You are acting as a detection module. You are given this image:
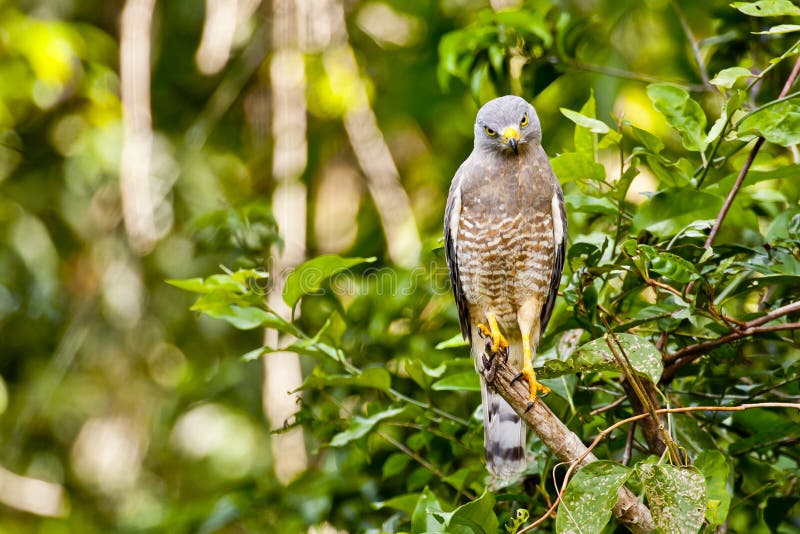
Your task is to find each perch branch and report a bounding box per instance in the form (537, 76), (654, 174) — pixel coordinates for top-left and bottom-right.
(482, 355), (655, 533)
(522, 401), (800, 532)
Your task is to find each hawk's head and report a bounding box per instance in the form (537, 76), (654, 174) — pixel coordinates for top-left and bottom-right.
(473, 95), (541, 156)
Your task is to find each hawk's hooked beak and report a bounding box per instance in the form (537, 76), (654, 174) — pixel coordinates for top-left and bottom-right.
(503, 127), (520, 154)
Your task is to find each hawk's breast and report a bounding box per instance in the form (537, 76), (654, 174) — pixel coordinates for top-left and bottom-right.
(457, 195), (555, 333)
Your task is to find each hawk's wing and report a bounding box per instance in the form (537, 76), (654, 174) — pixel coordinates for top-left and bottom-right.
(540, 182), (567, 332)
(444, 164), (471, 345)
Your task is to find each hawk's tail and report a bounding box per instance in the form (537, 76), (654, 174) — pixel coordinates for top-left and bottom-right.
(477, 342), (526, 482)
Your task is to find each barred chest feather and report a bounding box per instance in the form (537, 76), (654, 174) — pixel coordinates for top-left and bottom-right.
(456, 197), (555, 334)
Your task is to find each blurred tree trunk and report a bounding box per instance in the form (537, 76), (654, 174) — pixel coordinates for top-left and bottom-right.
(263, 0), (308, 485)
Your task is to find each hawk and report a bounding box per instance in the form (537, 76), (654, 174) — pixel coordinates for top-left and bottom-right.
(444, 95), (567, 481)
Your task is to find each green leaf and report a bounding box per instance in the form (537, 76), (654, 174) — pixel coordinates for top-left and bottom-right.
(198, 304), (277, 330)
(637, 245), (700, 283)
(731, 0), (800, 17)
(301, 367), (392, 392)
(540, 333), (663, 384)
(167, 277), (208, 293)
(374, 493), (420, 516)
(636, 463), (706, 534)
(709, 67), (754, 89)
(564, 194), (618, 215)
(695, 451), (731, 526)
(647, 83), (707, 152)
(630, 125), (664, 154)
(765, 207), (800, 242)
(556, 461), (632, 534)
(283, 255), (376, 308)
(383, 453), (412, 479)
(551, 152), (606, 185)
(753, 23), (800, 33)
(561, 109), (609, 134)
(441, 488), (498, 533)
(737, 97), (800, 146)
(432, 372), (481, 392)
(329, 406), (405, 447)
(436, 333), (470, 349)
(632, 188), (723, 238)
(411, 487), (448, 534)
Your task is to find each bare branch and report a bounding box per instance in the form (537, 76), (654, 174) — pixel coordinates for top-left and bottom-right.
(664, 320), (800, 381)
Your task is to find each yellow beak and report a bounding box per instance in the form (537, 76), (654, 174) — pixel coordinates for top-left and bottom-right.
(503, 127), (520, 154)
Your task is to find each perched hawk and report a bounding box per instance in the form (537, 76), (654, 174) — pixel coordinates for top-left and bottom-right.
(444, 95), (567, 481)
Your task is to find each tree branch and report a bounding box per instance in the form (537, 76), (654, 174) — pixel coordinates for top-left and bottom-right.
(663, 320), (800, 381)
(482, 355), (655, 533)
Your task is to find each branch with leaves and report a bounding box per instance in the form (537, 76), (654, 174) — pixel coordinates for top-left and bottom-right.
(482, 352), (655, 533)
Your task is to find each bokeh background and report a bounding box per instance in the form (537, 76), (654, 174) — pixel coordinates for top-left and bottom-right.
(1, 0), (798, 532)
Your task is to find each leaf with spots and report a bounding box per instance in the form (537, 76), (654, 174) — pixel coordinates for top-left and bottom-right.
(556, 461), (632, 534)
(539, 333), (663, 384)
(636, 463), (706, 534)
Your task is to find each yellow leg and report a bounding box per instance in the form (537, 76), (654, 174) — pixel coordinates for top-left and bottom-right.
(477, 312), (508, 355)
(521, 332), (550, 402)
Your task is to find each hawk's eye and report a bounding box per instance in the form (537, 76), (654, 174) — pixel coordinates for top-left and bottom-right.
(484, 126), (497, 137)
(520, 113), (529, 127)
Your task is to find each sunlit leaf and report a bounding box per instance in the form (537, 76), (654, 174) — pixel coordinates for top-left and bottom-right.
(556, 461), (632, 534)
(636, 463), (706, 534)
(283, 255), (376, 308)
(196, 304), (277, 330)
(329, 406), (406, 447)
(435, 334), (469, 349)
(551, 152), (606, 185)
(709, 67), (754, 89)
(560, 109), (609, 134)
(731, 0), (800, 17)
(737, 97), (800, 146)
(753, 23), (800, 33)
(647, 83), (707, 152)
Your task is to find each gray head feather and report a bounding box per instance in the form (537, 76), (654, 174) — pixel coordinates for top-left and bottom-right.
(473, 95), (541, 154)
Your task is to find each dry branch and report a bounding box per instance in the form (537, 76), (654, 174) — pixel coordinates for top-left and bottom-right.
(482, 354), (655, 533)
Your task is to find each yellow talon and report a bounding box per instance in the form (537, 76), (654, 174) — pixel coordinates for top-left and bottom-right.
(478, 313), (508, 355)
(522, 332), (550, 403)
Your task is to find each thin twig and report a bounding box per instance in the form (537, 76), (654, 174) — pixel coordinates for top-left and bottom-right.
(589, 395), (627, 416)
(670, 0), (711, 88)
(664, 321), (800, 381)
(546, 57), (707, 92)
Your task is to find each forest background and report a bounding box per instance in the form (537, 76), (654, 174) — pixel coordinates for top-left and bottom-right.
(1, 0), (800, 532)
